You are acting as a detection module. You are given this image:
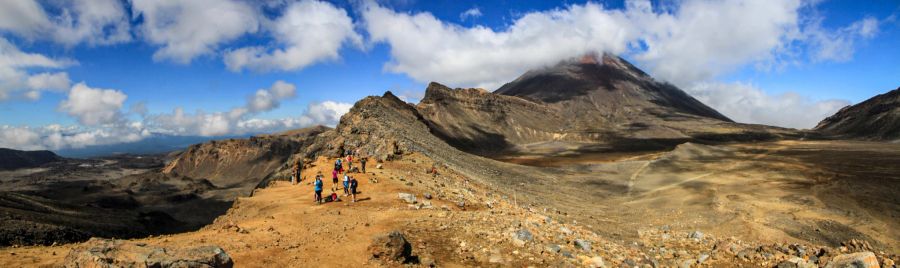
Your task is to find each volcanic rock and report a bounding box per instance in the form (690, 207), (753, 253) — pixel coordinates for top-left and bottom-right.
(368, 231), (413, 263)
(63, 238), (233, 268)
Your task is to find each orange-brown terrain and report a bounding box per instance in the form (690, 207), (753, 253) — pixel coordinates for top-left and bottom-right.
(0, 54), (897, 267)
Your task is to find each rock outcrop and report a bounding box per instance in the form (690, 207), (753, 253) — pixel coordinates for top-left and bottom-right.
(63, 238), (233, 268)
(815, 87), (900, 141)
(162, 126), (328, 193)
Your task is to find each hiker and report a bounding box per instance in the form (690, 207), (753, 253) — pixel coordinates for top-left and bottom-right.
(331, 169), (339, 192)
(342, 172), (351, 196)
(334, 158), (342, 172)
(349, 176), (359, 202)
(360, 157), (367, 173)
(314, 175), (323, 204)
(290, 164), (298, 185)
(346, 154), (353, 172)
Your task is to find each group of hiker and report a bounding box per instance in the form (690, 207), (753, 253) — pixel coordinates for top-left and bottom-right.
(291, 149), (368, 205)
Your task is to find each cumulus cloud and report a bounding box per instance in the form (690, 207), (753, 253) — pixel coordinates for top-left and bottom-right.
(248, 80), (296, 112)
(147, 100), (351, 136)
(626, 0), (802, 86)
(805, 16), (880, 62)
(236, 101), (352, 133)
(0, 0), (130, 46)
(131, 0), (260, 63)
(459, 7), (482, 21)
(362, 1), (634, 89)
(59, 82), (128, 126)
(0, 1), (50, 39)
(24, 72), (71, 100)
(224, 0), (362, 72)
(0, 37), (75, 100)
(687, 82), (850, 129)
(0, 124), (149, 151)
(142, 80), (340, 136)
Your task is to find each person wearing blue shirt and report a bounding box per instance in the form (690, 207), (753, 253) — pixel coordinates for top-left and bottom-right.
(314, 175), (324, 204)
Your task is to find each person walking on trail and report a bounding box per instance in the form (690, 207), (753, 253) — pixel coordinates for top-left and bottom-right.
(334, 158), (342, 172)
(314, 175), (324, 204)
(342, 173), (351, 196)
(331, 169), (339, 192)
(346, 154), (353, 171)
(349, 176), (359, 202)
(360, 157), (367, 173)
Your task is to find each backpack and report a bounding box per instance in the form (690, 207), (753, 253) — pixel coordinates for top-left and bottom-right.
(331, 192), (338, 201)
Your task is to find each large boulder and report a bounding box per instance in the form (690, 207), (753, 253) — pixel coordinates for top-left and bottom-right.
(63, 238), (233, 268)
(368, 231), (413, 264)
(824, 251), (880, 268)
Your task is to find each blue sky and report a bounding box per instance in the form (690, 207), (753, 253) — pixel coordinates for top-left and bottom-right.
(0, 0), (897, 151)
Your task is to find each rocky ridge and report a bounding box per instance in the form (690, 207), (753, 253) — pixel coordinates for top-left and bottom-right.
(815, 87), (900, 141)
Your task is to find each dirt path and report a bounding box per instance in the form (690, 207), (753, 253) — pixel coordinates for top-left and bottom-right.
(0, 156), (443, 267)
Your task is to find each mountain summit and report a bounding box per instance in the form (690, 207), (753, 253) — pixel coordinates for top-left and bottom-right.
(496, 53), (731, 122)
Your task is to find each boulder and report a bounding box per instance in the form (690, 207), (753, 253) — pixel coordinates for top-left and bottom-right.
(368, 231), (413, 263)
(545, 244), (561, 253)
(63, 238), (233, 268)
(777, 257), (817, 268)
(575, 239), (592, 251)
(398, 193), (417, 204)
(587, 256), (607, 268)
(689, 230), (704, 240)
(512, 229), (533, 246)
(825, 252), (879, 268)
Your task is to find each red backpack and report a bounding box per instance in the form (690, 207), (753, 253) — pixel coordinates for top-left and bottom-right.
(331, 192), (338, 202)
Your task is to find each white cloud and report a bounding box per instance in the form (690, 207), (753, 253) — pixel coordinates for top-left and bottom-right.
(51, 0), (132, 46)
(0, 126), (43, 150)
(224, 0), (362, 72)
(0, 0), (131, 46)
(687, 82), (850, 129)
(0, 124), (149, 151)
(459, 7), (482, 21)
(303, 101), (352, 125)
(627, 0), (803, 86)
(26, 72), (71, 98)
(131, 0), (260, 63)
(59, 82), (128, 126)
(0, 1), (51, 39)
(147, 99), (350, 136)
(248, 80), (296, 112)
(236, 101), (351, 133)
(0, 38), (75, 100)
(362, 1), (634, 89)
(143, 80), (327, 136)
(805, 16), (880, 62)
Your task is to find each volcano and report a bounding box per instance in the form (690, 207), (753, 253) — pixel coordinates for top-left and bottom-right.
(417, 54), (793, 155)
